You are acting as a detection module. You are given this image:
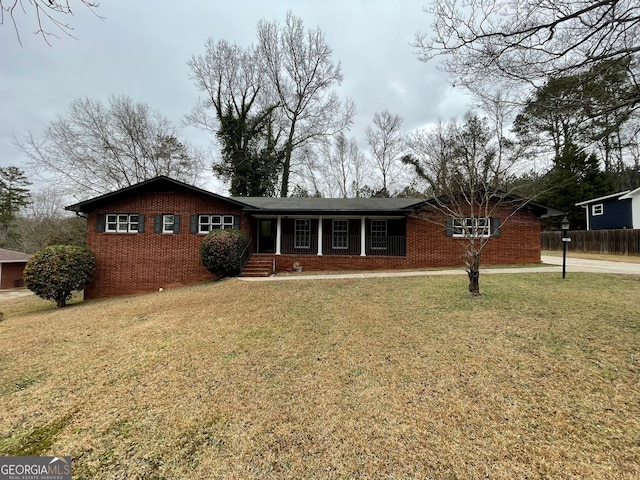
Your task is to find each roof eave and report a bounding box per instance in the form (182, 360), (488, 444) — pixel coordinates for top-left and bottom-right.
(576, 190), (631, 206)
(65, 176), (249, 213)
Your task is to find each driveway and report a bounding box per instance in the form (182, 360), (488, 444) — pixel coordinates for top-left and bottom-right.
(0, 288), (34, 300)
(540, 255), (640, 275)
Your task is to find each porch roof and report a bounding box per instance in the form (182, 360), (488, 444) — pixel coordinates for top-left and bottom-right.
(233, 197), (425, 216)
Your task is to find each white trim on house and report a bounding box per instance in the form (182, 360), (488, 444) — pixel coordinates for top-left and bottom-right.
(576, 191), (630, 206)
(317, 216), (323, 256)
(162, 214), (175, 234)
(452, 217), (491, 238)
(332, 219), (349, 250)
(105, 214), (140, 233)
(198, 214), (234, 234)
(276, 216), (282, 255)
(592, 204), (604, 216)
(618, 186), (640, 200)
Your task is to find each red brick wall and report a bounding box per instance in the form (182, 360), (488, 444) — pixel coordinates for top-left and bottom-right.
(85, 191), (246, 299)
(1, 262), (27, 289)
(273, 206), (541, 272)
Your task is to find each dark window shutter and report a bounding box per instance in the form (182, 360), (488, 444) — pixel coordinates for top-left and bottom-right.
(96, 214), (105, 233)
(190, 215), (198, 234)
(445, 217), (453, 237)
(138, 215), (145, 233)
(491, 217), (501, 237)
(233, 215), (241, 230)
(174, 215), (181, 234)
(154, 215), (162, 234)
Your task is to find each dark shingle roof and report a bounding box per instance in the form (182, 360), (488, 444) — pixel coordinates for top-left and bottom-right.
(233, 197), (425, 214)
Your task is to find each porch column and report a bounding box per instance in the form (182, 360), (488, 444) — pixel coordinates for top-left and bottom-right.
(276, 216), (282, 255)
(317, 216), (323, 255)
(360, 216), (366, 256)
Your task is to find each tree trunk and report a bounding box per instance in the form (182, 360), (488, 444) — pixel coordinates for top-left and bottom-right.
(467, 268), (480, 296)
(466, 253), (481, 296)
(56, 294), (67, 308)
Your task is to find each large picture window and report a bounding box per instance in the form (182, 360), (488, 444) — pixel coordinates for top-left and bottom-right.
(105, 214), (140, 233)
(332, 220), (348, 249)
(295, 219), (311, 249)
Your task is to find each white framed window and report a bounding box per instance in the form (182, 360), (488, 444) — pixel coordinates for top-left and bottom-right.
(592, 204), (604, 216)
(295, 219), (311, 249)
(452, 217), (490, 238)
(105, 214), (139, 233)
(332, 220), (349, 249)
(162, 214), (175, 233)
(371, 220), (387, 250)
(198, 214), (234, 234)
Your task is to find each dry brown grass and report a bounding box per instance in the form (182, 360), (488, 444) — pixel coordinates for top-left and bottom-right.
(1, 274), (639, 479)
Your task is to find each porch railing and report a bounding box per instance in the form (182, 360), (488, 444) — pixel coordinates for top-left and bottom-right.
(280, 234), (318, 255)
(366, 236), (406, 256)
(280, 234), (405, 256)
(239, 239), (252, 271)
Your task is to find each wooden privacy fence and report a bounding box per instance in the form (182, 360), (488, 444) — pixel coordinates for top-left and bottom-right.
(542, 229), (640, 255)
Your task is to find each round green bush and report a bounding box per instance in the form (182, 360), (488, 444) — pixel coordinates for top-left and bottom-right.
(200, 229), (249, 278)
(24, 245), (96, 308)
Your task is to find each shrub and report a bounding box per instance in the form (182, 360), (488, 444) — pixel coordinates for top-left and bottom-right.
(23, 245), (96, 308)
(200, 229), (249, 278)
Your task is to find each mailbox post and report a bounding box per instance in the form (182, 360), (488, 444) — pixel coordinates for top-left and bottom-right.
(561, 216), (570, 279)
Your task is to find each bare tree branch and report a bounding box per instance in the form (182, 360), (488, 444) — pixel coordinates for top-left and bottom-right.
(1, 0), (102, 46)
(415, 0), (640, 114)
(17, 96), (205, 199)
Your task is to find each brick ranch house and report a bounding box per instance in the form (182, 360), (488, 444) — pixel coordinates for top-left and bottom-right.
(66, 176), (558, 299)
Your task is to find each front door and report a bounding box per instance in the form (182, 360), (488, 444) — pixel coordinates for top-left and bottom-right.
(258, 219), (277, 253)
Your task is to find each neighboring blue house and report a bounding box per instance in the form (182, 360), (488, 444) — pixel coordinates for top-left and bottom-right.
(576, 187), (640, 230)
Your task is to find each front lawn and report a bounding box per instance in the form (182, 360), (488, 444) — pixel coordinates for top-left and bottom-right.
(1, 273), (639, 479)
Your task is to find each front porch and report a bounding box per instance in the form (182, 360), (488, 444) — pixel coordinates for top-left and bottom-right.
(254, 216), (407, 257)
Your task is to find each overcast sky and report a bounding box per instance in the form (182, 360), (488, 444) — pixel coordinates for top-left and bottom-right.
(0, 0), (473, 194)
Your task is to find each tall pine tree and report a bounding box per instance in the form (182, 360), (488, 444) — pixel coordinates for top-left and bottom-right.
(0, 167), (31, 246)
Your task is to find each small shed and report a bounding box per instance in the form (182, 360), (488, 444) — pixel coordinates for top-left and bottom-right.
(0, 248), (31, 289)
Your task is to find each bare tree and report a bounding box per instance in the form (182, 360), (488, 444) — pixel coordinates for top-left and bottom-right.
(17, 96), (205, 199)
(365, 110), (406, 196)
(404, 111), (535, 295)
(12, 186), (86, 253)
(318, 134), (371, 198)
(415, 0), (640, 115)
(1, 0), (101, 45)
(257, 11), (354, 197)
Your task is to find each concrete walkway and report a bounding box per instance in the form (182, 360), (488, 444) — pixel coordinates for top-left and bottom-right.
(0, 288), (34, 300)
(239, 255), (640, 282)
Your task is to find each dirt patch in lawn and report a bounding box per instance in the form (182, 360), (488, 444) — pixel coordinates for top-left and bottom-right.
(1, 274), (639, 479)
